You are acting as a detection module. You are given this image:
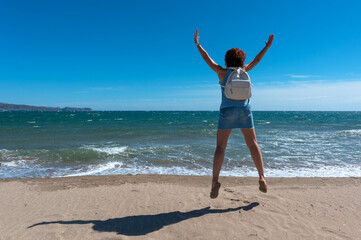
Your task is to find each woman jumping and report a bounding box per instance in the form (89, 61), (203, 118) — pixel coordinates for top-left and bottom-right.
(194, 29), (274, 198)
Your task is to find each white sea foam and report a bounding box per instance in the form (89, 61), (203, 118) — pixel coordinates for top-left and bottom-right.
(1, 160), (27, 167)
(65, 162), (123, 177)
(340, 129), (361, 135)
(256, 120), (271, 125)
(2, 159), (361, 178)
(2, 161), (18, 167)
(61, 163), (361, 178)
(84, 146), (128, 155)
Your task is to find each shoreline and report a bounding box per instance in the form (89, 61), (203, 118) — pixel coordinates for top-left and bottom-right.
(2, 173), (361, 181)
(1, 175), (360, 239)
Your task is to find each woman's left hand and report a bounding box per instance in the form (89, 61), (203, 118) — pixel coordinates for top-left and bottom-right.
(194, 29), (200, 45)
(265, 34), (274, 47)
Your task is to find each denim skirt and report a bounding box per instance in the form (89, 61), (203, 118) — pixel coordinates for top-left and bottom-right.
(218, 106), (254, 130)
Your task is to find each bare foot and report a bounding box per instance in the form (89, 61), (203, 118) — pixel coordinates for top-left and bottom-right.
(259, 179), (267, 193)
(210, 182), (221, 199)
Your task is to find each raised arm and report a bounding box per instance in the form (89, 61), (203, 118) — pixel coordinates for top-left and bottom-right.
(244, 34), (274, 72)
(194, 29), (224, 74)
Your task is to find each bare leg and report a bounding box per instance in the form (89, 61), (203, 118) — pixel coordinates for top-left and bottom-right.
(241, 128), (267, 193)
(212, 129), (232, 189)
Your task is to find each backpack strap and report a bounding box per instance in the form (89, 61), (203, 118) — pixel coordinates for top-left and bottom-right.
(226, 67), (245, 71)
(219, 68), (232, 86)
(227, 67), (246, 76)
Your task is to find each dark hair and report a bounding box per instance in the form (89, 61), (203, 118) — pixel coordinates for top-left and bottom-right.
(225, 48), (246, 67)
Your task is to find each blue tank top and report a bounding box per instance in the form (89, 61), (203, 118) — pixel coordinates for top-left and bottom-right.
(220, 69), (251, 109)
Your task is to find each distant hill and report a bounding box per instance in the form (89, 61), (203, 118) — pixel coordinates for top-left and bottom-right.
(0, 102), (92, 112)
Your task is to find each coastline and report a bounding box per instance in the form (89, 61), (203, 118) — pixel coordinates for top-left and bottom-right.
(1, 174), (360, 239)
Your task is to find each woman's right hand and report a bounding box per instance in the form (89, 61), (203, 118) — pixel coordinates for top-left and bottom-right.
(194, 29), (200, 45)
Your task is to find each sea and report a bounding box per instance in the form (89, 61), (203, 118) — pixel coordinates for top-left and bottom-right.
(0, 111), (360, 178)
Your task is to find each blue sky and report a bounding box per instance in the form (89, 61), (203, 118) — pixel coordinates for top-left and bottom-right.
(1, 0), (361, 110)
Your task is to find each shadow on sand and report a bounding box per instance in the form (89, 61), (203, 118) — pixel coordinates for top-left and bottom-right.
(28, 202), (259, 236)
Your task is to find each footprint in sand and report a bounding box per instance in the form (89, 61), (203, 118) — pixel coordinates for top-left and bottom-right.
(224, 188), (234, 193)
(230, 198), (241, 202)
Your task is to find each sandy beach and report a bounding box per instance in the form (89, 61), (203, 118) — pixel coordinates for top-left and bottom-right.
(0, 175), (360, 240)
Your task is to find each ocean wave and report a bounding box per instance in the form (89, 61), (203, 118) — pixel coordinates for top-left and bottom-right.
(62, 164), (361, 178)
(0, 149), (39, 162)
(2, 156), (361, 178)
(65, 162), (124, 177)
(83, 146), (128, 155)
(1, 160), (28, 167)
(1, 147), (111, 164)
(256, 120), (271, 125)
(339, 129), (361, 135)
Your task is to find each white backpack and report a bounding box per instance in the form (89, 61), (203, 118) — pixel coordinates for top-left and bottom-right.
(221, 67), (252, 100)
